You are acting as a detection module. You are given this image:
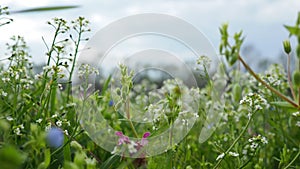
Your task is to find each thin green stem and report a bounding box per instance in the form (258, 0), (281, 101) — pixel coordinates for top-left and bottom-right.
(66, 25), (82, 103)
(213, 112), (254, 169)
(283, 148), (300, 169)
(287, 53), (296, 100)
(239, 55), (299, 108)
(125, 99), (139, 138)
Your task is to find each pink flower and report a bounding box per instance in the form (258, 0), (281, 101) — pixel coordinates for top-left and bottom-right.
(115, 131), (130, 145)
(140, 132), (150, 146)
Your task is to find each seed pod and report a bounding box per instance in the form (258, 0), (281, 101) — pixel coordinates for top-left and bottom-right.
(283, 40), (291, 54)
(293, 71), (300, 87)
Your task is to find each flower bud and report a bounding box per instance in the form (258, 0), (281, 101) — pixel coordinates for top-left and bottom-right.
(283, 40), (291, 54)
(293, 71), (300, 87)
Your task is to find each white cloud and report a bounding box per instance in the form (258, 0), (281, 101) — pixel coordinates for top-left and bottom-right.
(1, 0), (299, 63)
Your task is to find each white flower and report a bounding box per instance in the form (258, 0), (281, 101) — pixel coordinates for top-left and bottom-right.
(216, 153), (225, 161)
(240, 93), (269, 111)
(45, 123), (51, 131)
(14, 127), (21, 135)
(229, 151), (239, 157)
(66, 103), (76, 107)
(6, 116), (13, 121)
(296, 121), (300, 127)
(51, 114), (58, 118)
(36, 118), (43, 123)
(261, 136), (268, 144)
(34, 73), (43, 79)
(292, 112), (300, 117)
(43, 65), (52, 71)
(58, 84), (63, 90)
(56, 120), (62, 127)
(1, 91), (8, 97)
(128, 141), (137, 154)
(250, 143), (259, 150)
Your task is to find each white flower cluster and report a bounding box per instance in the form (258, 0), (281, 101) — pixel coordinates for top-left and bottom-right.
(263, 64), (286, 87)
(13, 124), (24, 136)
(240, 93), (269, 112)
(78, 63), (99, 79)
(197, 55), (212, 69)
(35, 65), (65, 80)
(243, 134), (268, 156)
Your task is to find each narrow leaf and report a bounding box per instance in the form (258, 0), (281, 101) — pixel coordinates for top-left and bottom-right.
(10, 5), (80, 14)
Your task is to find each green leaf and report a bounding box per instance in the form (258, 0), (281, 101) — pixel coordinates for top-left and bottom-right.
(0, 145), (26, 169)
(270, 101), (298, 112)
(100, 154), (121, 169)
(37, 149), (50, 169)
(101, 75), (112, 96)
(284, 25), (300, 37)
(10, 5), (80, 14)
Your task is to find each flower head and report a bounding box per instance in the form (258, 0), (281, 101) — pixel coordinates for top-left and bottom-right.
(115, 131), (130, 145)
(140, 132), (150, 146)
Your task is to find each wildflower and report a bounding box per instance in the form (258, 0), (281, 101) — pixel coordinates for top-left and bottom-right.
(51, 114), (58, 118)
(6, 116), (13, 121)
(34, 73), (43, 79)
(36, 118), (42, 123)
(66, 102), (76, 108)
(261, 136), (268, 144)
(1, 91), (8, 97)
(128, 141), (138, 154)
(228, 151), (239, 157)
(43, 65), (52, 71)
(46, 127), (64, 148)
(296, 121), (300, 127)
(14, 127), (21, 135)
(240, 93), (269, 111)
(45, 122), (51, 131)
(64, 130), (69, 136)
(292, 111), (300, 117)
(115, 131), (150, 157)
(250, 142), (259, 150)
(216, 153), (225, 161)
(115, 131), (130, 145)
(56, 120), (62, 127)
(140, 132), (150, 146)
(58, 83), (63, 90)
(109, 100), (114, 107)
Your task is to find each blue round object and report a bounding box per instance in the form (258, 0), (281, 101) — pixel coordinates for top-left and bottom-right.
(46, 127), (64, 148)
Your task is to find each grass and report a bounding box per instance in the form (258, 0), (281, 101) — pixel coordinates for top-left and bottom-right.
(0, 5), (299, 169)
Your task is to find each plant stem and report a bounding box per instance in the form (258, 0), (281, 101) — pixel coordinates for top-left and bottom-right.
(66, 26), (82, 103)
(287, 53), (296, 100)
(125, 99), (139, 138)
(213, 112), (254, 169)
(238, 55), (299, 108)
(283, 149), (300, 169)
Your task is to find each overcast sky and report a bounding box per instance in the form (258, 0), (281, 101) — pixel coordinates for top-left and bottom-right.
(1, 0), (300, 67)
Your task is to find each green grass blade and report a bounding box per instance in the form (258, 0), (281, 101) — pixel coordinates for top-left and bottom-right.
(10, 5), (80, 14)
